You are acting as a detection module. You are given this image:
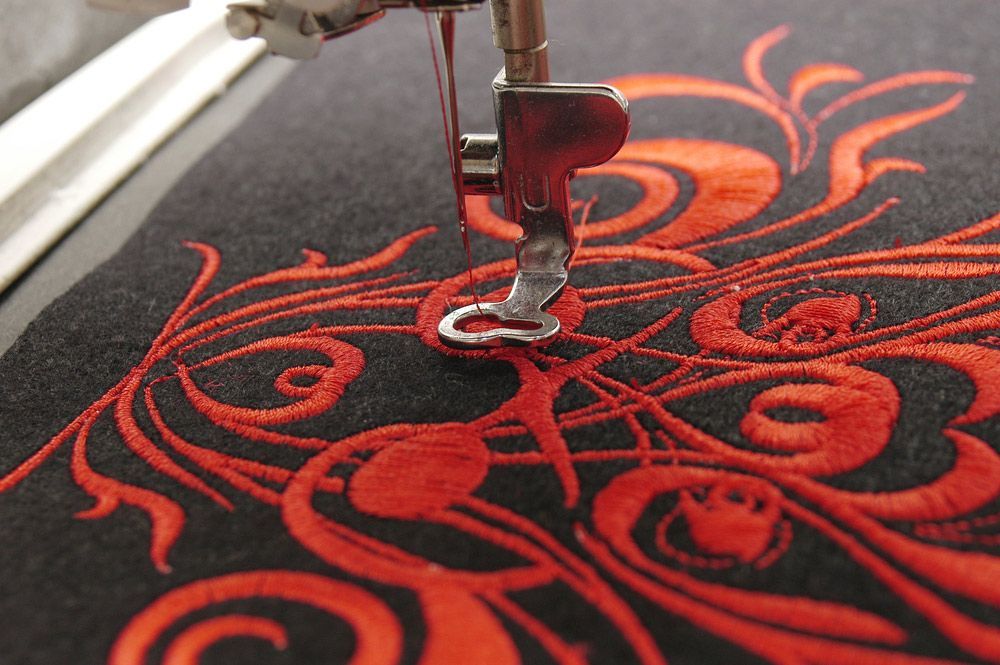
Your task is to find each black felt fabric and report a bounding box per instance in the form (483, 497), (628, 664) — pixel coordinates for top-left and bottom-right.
(2, 1), (1000, 663)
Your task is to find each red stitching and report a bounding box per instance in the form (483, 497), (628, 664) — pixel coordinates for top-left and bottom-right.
(109, 571), (402, 665)
(161, 616), (287, 665)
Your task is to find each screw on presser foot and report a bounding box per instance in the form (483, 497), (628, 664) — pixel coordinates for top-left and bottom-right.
(437, 0), (630, 348)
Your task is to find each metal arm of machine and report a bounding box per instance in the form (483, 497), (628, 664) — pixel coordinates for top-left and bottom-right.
(224, 0), (487, 59)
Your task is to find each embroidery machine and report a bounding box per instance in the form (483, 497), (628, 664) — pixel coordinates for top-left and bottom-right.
(95, 0), (631, 348)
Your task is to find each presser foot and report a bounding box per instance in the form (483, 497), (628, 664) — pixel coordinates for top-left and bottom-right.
(437, 271), (566, 347)
(437, 70), (631, 350)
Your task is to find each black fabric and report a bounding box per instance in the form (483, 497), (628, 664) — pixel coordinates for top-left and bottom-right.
(2, 1), (1000, 663)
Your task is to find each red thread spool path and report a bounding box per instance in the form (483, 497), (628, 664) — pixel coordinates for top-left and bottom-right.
(424, 10), (482, 311)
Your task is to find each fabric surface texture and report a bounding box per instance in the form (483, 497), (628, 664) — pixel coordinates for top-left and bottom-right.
(2, 1), (1000, 663)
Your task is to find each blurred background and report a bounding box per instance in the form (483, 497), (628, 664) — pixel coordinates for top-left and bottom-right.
(0, 0), (145, 123)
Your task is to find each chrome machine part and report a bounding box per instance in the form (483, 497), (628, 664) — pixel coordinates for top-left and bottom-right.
(224, 0), (484, 59)
(458, 133), (501, 196)
(437, 1), (630, 348)
(438, 74), (629, 348)
(224, 0), (331, 59)
(488, 0), (548, 83)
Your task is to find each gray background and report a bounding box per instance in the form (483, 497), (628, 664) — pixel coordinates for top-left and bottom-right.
(0, 0), (145, 122)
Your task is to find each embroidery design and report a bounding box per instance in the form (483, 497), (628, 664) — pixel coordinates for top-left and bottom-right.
(4, 26), (1000, 664)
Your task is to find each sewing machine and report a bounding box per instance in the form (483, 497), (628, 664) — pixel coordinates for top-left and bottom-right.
(94, 0), (631, 348)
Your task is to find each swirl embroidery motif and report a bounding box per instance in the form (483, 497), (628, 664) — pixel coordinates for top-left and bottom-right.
(4, 25), (1000, 664)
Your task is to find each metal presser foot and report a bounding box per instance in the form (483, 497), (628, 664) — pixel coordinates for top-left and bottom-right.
(437, 0), (630, 348)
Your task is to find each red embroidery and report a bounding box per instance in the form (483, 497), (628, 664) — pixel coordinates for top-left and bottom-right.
(3, 26), (998, 664)
(110, 571), (403, 665)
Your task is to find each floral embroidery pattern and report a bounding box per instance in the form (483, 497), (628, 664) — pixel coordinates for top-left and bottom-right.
(4, 26), (999, 664)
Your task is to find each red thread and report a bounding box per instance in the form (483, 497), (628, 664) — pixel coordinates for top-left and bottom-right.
(424, 10), (482, 311)
(109, 571), (402, 665)
(788, 63), (864, 113)
(161, 616), (287, 665)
